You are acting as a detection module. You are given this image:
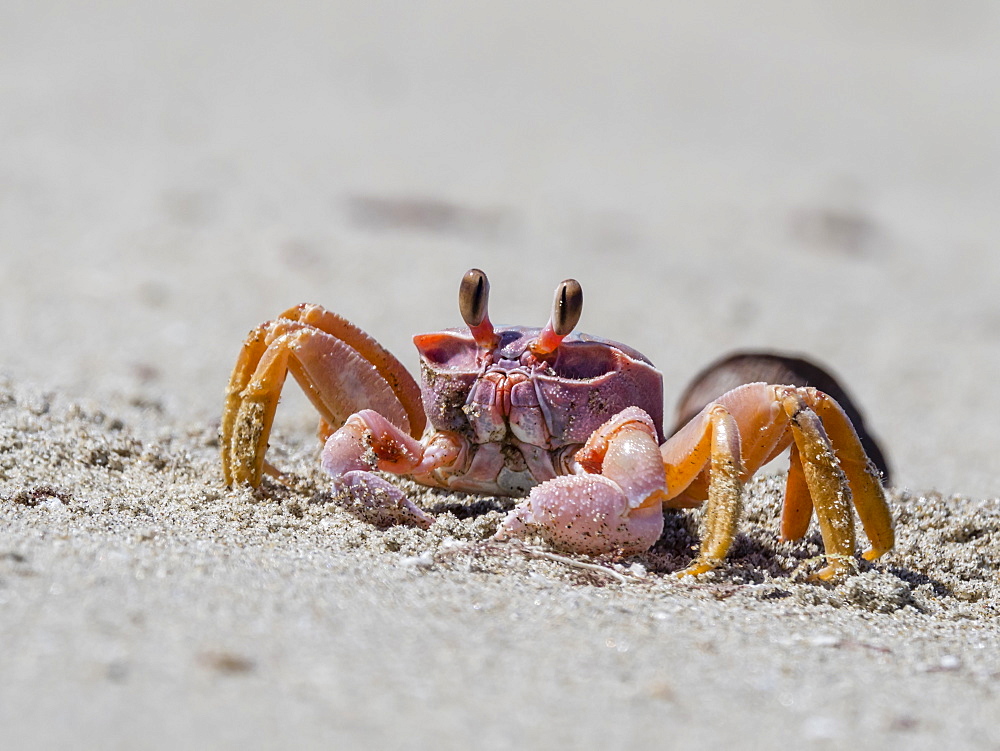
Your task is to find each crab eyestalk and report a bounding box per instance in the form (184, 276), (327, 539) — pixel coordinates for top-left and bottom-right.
(531, 278), (583, 356)
(459, 268), (499, 349)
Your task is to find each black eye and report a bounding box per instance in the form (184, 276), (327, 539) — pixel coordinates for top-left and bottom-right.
(551, 279), (583, 336)
(459, 268), (490, 327)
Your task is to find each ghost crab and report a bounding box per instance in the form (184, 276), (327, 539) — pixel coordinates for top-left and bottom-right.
(221, 269), (894, 580)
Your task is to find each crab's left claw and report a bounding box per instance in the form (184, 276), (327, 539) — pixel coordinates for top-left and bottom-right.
(495, 407), (667, 555)
(332, 471), (436, 529)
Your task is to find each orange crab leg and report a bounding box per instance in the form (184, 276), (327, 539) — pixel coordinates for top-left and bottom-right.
(226, 325), (414, 485)
(221, 305), (424, 487)
(658, 409), (714, 500)
(278, 304), (426, 437)
(221, 325), (272, 484)
(223, 333), (293, 486)
(663, 383), (791, 502)
(807, 391), (894, 560)
(660, 404), (746, 576)
(780, 443), (814, 542)
(657, 383), (892, 580)
(780, 389), (857, 580)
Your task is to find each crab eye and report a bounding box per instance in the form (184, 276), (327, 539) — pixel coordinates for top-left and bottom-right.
(551, 279), (583, 336)
(459, 268), (498, 348)
(531, 278), (583, 356)
(459, 269), (490, 326)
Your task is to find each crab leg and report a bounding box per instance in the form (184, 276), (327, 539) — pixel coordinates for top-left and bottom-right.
(780, 443), (813, 542)
(672, 351), (891, 481)
(223, 331), (293, 485)
(780, 389), (857, 580)
(805, 390), (894, 560)
(281, 304), (426, 434)
(669, 383), (893, 580)
(221, 305), (424, 486)
(660, 404), (746, 576)
(221, 325), (273, 483)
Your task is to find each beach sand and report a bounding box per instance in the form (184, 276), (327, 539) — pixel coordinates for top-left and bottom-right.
(2, 3), (1000, 748)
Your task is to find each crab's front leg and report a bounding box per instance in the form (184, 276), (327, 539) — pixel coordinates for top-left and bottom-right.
(494, 407), (671, 555)
(222, 304), (426, 487)
(321, 409), (465, 528)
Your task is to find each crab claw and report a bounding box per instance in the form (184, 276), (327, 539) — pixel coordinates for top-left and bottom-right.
(322, 410), (442, 529)
(332, 471), (434, 529)
(494, 406), (667, 555)
(496, 475), (665, 555)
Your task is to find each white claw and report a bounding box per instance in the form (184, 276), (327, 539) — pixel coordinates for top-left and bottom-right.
(495, 474), (664, 556)
(334, 471), (434, 529)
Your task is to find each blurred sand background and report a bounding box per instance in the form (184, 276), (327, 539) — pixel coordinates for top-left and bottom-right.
(2, 2), (1000, 749)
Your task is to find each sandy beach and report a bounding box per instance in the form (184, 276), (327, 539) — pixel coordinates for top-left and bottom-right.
(2, 3), (1000, 748)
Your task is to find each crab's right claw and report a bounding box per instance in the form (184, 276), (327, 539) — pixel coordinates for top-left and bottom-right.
(332, 471), (435, 529)
(321, 408), (465, 530)
(221, 304), (425, 487)
(495, 407), (667, 555)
